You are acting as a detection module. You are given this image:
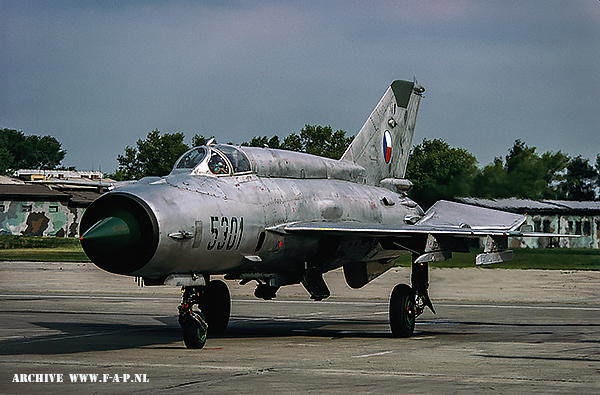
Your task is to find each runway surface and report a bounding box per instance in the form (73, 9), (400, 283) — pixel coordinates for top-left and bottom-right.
(0, 262), (599, 394)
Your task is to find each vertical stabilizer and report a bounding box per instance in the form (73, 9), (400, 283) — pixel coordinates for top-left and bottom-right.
(341, 80), (424, 186)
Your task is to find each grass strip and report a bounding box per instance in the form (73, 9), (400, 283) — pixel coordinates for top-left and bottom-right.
(0, 235), (598, 269)
(396, 248), (600, 270)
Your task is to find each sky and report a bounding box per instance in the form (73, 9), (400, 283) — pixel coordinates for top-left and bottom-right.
(1, 0), (599, 173)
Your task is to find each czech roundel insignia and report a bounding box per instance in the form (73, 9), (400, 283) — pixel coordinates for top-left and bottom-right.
(383, 130), (392, 163)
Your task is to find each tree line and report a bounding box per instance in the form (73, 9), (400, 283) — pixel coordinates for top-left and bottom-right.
(110, 127), (599, 207)
(406, 138), (600, 209)
(109, 125), (350, 180)
(0, 128), (66, 174)
(2, 127), (599, 206)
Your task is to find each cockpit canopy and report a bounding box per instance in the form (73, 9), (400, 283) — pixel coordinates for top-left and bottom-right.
(172, 145), (251, 176)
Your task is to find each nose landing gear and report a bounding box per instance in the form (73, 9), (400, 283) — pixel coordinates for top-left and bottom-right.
(178, 279), (231, 349)
(178, 287), (208, 349)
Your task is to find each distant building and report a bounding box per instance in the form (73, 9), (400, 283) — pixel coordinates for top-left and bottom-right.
(0, 169), (115, 237)
(457, 198), (600, 249)
(14, 169), (103, 181)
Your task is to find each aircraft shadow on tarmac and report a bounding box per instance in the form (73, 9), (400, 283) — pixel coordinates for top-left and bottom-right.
(2, 315), (596, 355)
(0, 315), (450, 355)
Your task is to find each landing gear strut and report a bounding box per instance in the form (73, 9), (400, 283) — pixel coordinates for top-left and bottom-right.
(178, 279), (231, 349)
(178, 287), (208, 349)
(389, 257), (435, 338)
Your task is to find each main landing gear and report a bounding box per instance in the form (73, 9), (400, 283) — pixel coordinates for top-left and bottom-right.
(389, 259), (435, 338)
(178, 279), (231, 349)
(389, 284), (416, 337)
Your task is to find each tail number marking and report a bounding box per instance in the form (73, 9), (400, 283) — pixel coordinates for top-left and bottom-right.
(207, 216), (244, 251)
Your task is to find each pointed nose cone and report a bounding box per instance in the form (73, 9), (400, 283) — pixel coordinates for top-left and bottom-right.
(80, 216), (134, 251)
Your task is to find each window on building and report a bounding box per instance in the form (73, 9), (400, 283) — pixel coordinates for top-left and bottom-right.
(543, 219), (551, 233)
(583, 221), (591, 236)
(533, 219), (542, 232)
(21, 204), (32, 213)
(49, 205), (58, 213)
(567, 221), (574, 234)
(0, 204), (4, 212)
(575, 221), (582, 235)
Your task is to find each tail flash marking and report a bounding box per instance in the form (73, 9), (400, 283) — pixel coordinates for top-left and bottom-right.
(383, 130), (393, 163)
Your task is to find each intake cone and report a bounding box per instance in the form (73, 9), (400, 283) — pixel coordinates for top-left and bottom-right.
(80, 216), (135, 251)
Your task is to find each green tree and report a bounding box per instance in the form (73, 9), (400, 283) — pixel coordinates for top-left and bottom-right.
(191, 134), (207, 147)
(474, 140), (569, 199)
(299, 125), (352, 159)
(560, 156), (597, 200)
(503, 139), (551, 198)
(539, 151), (571, 198)
(242, 135), (280, 149)
(242, 125), (352, 160)
(406, 138), (479, 209)
(111, 130), (189, 180)
(0, 128), (66, 173)
(281, 133), (302, 152)
(474, 157), (509, 198)
(0, 145), (14, 175)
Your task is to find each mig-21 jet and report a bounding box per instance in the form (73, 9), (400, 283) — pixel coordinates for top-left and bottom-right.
(80, 80), (560, 348)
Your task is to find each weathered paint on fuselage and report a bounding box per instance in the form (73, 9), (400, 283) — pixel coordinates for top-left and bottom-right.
(117, 170), (421, 279)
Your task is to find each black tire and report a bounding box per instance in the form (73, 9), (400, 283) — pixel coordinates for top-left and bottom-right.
(200, 280), (231, 334)
(389, 284), (416, 338)
(179, 311), (208, 349)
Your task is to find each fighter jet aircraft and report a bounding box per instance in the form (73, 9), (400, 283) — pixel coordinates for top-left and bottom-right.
(80, 80), (561, 349)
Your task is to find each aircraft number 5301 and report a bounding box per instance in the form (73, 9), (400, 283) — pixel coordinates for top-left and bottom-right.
(207, 216), (244, 251)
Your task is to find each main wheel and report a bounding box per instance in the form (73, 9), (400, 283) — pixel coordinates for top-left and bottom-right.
(389, 284), (416, 338)
(200, 280), (231, 334)
(179, 311), (208, 349)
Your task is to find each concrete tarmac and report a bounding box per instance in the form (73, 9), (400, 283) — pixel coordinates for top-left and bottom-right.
(0, 261), (599, 394)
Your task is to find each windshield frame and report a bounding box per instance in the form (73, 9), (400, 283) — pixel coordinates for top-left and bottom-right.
(213, 145), (252, 174)
(170, 145), (252, 177)
(172, 147), (208, 171)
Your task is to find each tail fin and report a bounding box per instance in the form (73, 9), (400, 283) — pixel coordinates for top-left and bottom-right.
(341, 80), (424, 186)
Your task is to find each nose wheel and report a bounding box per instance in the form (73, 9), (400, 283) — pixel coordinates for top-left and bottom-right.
(178, 286), (208, 349)
(178, 279), (231, 349)
(178, 307), (208, 349)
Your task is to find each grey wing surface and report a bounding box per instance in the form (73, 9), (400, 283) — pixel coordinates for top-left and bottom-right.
(277, 200), (575, 265)
(281, 200), (528, 237)
(281, 200), (572, 238)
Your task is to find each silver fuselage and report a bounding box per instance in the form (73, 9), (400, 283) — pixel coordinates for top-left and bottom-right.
(108, 168), (420, 279)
